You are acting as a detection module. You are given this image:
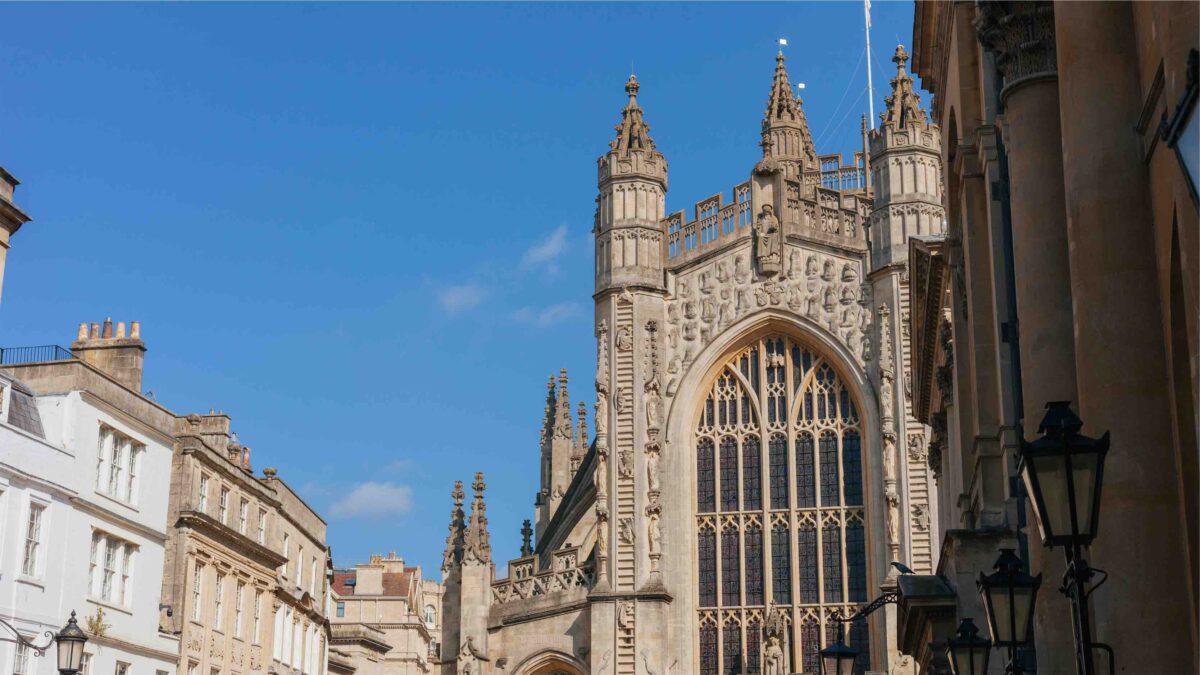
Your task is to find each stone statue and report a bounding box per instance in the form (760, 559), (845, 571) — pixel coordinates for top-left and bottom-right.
(595, 390), (609, 436)
(753, 205), (783, 276)
(596, 510), (609, 557)
(618, 600), (635, 631)
(646, 446), (661, 493)
(647, 509), (661, 555)
(763, 636), (786, 675)
(618, 449), (633, 478)
(645, 377), (662, 430)
(886, 487), (901, 546)
(595, 447), (609, 497)
(615, 324), (634, 352)
(883, 434), (897, 482)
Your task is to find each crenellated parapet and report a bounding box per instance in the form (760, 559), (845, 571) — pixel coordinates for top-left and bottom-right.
(490, 547), (594, 608)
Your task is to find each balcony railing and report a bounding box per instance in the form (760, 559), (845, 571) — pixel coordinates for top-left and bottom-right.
(0, 345), (76, 365)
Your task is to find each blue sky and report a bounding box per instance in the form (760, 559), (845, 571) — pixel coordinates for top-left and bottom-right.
(0, 2), (919, 574)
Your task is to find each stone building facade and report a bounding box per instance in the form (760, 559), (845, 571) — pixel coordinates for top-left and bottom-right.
(2, 317), (333, 675)
(439, 49), (945, 675)
(329, 553), (444, 674)
(906, 1), (1198, 674)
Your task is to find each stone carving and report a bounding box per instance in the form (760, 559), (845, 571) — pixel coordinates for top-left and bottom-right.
(763, 636), (786, 675)
(595, 504), (609, 558)
(878, 304), (895, 424)
(615, 324), (634, 352)
(883, 434), (897, 483)
(663, 246), (871, 394)
(614, 387), (629, 415)
(976, 2), (1057, 85)
(645, 378), (661, 431)
(595, 446), (609, 498)
(618, 449), (633, 479)
(618, 517), (635, 545)
(595, 321), (610, 437)
(907, 433), (927, 462)
(885, 487), (901, 550)
(753, 205), (783, 276)
(912, 503), (930, 531)
(645, 444), (661, 494)
(618, 600), (635, 632)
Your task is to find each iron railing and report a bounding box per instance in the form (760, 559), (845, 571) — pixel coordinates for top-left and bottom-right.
(0, 345), (77, 365)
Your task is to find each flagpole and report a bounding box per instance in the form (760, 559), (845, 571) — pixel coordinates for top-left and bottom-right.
(864, 0), (875, 129)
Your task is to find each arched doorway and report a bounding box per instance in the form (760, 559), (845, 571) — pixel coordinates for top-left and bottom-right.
(693, 333), (872, 674)
(516, 651), (587, 675)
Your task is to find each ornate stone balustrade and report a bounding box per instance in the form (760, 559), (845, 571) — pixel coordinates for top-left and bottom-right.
(491, 547), (594, 606)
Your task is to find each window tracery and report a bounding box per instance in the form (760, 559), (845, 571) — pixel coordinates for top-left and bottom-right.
(694, 335), (871, 672)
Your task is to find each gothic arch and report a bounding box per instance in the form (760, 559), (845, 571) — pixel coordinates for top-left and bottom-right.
(513, 650), (588, 675)
(661, 309), (886, 674)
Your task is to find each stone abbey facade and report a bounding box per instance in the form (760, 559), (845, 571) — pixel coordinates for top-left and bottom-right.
(439, 48), (945, 675)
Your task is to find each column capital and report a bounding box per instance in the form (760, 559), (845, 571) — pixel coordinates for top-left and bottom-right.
(975, 2), (1058, 101)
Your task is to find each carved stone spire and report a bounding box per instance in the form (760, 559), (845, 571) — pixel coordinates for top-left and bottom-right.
(464, 472), (491, 564)
(881, 44), (929, 129)
(441, 480), (466, 571)
(555, 368), (573, 440)
(520, 519), (533, 557)
(540, 375), (556, 444)
(574, 401), (589, 460)
(761, 51), (817, 172)
(610, 75), (657, 155)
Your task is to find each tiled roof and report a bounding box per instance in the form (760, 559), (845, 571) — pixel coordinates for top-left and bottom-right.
(4, 373), (44, 438)
(331, 568), (418, 597)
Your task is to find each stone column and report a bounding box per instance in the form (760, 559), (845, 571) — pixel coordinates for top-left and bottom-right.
(1055, 2), (1196, 672)
(977, 4), (1078, 672)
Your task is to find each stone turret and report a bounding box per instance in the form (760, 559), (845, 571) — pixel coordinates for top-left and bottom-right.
(595, 75), (668, 294)
(760, 51), (818, 179)
(440, 475), (492, 674)
(868, 45), (944, 271)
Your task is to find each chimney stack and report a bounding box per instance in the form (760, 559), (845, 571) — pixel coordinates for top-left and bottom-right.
(0, 166), (32, 308)
(71, 319), (148, 393)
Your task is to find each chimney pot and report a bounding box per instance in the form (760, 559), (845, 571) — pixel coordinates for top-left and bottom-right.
(90, 323), (100, 339)
(131, 321), (140, 339)
(116, 322), (126, 338)
(77, 323), (88, 341)
(102, 318), (113, 338)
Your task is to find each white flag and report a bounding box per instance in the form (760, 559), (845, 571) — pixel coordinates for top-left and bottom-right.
(778, 38), (788, 47)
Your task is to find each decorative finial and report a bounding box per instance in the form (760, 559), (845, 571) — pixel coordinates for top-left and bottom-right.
(452, 480), (465, 507)
(625, 74), (639, 103)
(472, 471), (486, 497)
(893, 44), (909, 68)
(520, 519), (533, 557)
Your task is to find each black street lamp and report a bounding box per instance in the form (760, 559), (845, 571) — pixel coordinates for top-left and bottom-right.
(1018, 401), (1114, 675)
(55, 612), (88, 675)
(945, 618), (991, 675)
(0, 610), (88, 674)
(977, 549), (1040, 673)
(820, 632), (859, 675)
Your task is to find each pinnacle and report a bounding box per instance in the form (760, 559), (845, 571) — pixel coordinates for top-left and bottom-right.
(609, 73), (656, 155)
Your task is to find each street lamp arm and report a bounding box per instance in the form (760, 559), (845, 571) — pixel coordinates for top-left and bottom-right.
(830, 590), (900, 623)
(0, 618), (57, 657)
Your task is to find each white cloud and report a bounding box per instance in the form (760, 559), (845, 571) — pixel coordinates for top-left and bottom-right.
(437, 283), (486, 314)
(512, 302), (582, 327)
(328, 482), (413, 520)
(521, 225), (570, 270)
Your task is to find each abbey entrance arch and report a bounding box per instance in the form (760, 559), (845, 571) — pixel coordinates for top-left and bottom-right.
(514, 650), (587, 675)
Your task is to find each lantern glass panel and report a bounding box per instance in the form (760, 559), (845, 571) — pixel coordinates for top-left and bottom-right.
(947, 643), (989, 675)
(982, 584), (1034, 645)
(1024, 450), (1099, 543)
(821, 653), (857, 675)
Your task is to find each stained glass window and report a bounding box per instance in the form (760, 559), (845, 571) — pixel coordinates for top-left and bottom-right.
(796, 432), (816, 508)
(746, 620), (762, 674)
(798, 524), (818, 603)
(819, 431), (840, 505)
(851, 618), (871, 673)
(721, 437), (740, 511)
(771, 525), (791, 604)
(698, 438), (715, 513)
(745, 525), (763, 606)
(801, 617), (821, 675)
(846, 520), (866, 603)
(695, 336), (870, 672)
(842, 430), (863, 506)
(723, 623), (743, 674)
(699, 529), (717, 607)
(769, 434), (789, 509)
(721, 527), (741, 606)
(700, 624), (718, 675)
(743, 437), (762, 510)
(822, 522), (843, 603)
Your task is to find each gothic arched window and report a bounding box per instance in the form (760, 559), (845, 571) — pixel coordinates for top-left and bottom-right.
(695, 335), (871, 672)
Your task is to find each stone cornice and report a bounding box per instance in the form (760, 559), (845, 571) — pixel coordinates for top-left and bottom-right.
(75, 494), (169, 543)
(177, 509), (287, 569)
(85, 630), (180, 663)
